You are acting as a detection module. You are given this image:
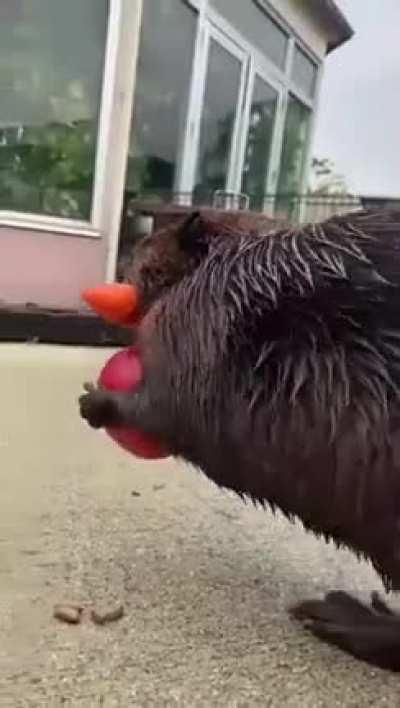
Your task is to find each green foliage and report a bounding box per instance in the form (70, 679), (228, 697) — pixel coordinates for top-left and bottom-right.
(309, 157), (349, 196)
(0, 119), (96, 218)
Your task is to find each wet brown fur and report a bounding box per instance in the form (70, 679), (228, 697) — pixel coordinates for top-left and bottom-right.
(137, 209), (400, 586)
(81, 207), (400, 670)
(123, 208), (283, 313)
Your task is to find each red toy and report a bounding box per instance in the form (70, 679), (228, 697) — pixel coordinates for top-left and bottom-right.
(82, 284), (169, 460)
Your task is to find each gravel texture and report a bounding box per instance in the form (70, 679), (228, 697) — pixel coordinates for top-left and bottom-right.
(0, 343), (399, 706)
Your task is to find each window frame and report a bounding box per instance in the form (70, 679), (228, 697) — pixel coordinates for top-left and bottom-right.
(291, 43), (319, 100)
(232, 54), (283, 207)
(211, 0), (290, 71)
(178, 1), (323, 208)
(0, 0), (143, 242)
(0, 0), (324, 268)
(184, 21), (249, 199)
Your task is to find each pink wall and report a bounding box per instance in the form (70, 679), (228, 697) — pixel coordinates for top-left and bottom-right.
(0, 227), (108, 310)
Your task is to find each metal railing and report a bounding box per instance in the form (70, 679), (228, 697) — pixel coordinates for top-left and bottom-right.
(123, 189), (400, 231)
(275, 194), (363, 223)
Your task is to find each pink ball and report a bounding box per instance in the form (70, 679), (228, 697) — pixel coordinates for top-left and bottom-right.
(98, 347), (169, 460)
(99, 347), (143, 392)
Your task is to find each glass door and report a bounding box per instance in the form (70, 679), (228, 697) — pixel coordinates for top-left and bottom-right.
(125, 0), (197, 202)
(193, 26), (247, 204)
(275, 94), (311, 219)
(236, 55), (282, 211)
(242, 72), (279, 211)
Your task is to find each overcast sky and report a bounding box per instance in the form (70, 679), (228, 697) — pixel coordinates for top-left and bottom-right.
(312, 0), (400, 196)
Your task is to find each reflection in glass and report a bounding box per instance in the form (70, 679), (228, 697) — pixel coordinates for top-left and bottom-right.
(276, 95), (310, 219)
(0, 0), (108, 219)
(126, 0), (197, 202)
(210, 0), (288, 69)
(194, 39), (241, 202)
(292, 46), (318, 99)
(241, 77), (278, 210)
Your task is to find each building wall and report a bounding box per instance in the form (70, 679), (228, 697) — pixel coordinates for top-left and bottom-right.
(0, 0), (142, 313)
(0, 228), (106, 310)
(0, 0), (341, 313)
(268, 0), (329, 59)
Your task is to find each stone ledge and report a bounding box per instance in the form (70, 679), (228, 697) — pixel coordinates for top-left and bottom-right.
(0, 305), (131, 346)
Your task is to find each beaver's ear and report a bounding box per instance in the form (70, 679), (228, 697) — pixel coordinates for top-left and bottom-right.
(177, 212), (209, 256)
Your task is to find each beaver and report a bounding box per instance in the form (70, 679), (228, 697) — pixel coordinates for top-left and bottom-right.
(80, 208), (400, 671)
(122, 208), (283, 314)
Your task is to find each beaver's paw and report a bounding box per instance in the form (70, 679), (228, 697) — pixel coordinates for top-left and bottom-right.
(290, 590), (400, 671)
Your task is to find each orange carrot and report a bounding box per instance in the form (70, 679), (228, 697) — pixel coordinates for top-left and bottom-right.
(82, 283), (140, 326)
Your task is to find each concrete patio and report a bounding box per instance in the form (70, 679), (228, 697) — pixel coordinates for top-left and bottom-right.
(0, 343), (397, 706)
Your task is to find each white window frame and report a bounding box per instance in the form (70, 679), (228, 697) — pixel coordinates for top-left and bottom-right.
(173, 0), (207, 204)
(189, 22), (248, 198)
(0, 0), (325, 280)
(191, 3), (322, 207)
(297, 62), (325, 222)
(112, 0), (324, 282)
(232, 54), (283, 209)
(0, 0), (143, 249)
(108, 0), (323, 276)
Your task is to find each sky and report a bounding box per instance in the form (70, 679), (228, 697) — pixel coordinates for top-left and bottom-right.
(312, 0), (400, 196)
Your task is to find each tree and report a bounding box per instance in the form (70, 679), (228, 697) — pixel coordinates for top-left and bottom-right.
(309, 157), (349, 196)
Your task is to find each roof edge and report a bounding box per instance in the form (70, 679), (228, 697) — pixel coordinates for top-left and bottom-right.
(314, 0), (354, 54)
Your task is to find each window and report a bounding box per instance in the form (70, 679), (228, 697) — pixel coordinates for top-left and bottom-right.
(126, 0), (197, 202)
(276, 95), (311, 217)
(194, 38), (243, 201)
(0, 0), (108, 220)
(210, 0), (288, 69)
(292, 45), (318, 99)
(241, 77), (278, 210)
